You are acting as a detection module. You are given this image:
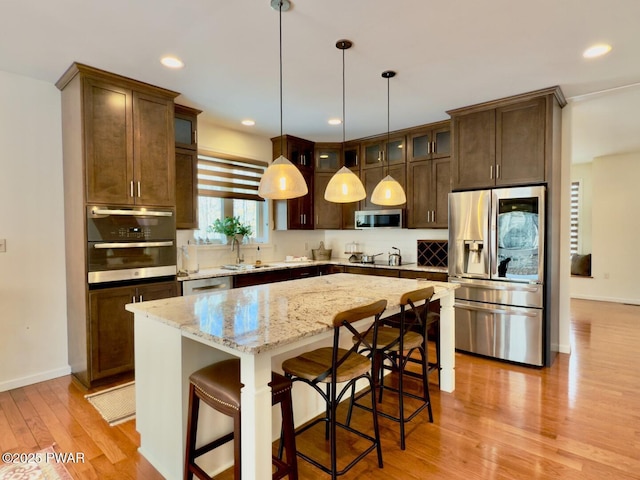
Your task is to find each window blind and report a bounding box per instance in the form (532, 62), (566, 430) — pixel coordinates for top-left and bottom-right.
(570, 181), (580, 255)
(197, 150), (267, 202)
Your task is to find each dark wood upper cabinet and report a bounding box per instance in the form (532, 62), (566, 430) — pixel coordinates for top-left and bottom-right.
(175, 105), (201, 229)
(314, 143), (342, 172)
(449, 87), (565, 190)
(271, 135), (314, 230)
(314, 172), (342, 229)
(362, 134), (406, 169)
(134, 91), (176, 206)
(174, 105), (199, 150)
(407, 157), (450, 229)
(408, 121), (451, 162)
(60, 64), (177, 207)
(272, 134), (314, 169)
(83, 78), (134, 205)
(495, 98), (546, 186)
(343, 141), (360, 170)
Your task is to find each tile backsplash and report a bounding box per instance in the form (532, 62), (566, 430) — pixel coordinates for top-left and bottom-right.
(417, 240), (448, 267)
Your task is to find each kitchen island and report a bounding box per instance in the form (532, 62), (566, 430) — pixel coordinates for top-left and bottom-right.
(126, 273), (458, 480)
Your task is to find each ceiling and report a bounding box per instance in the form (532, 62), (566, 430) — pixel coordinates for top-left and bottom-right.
(2, 0), (640, 160)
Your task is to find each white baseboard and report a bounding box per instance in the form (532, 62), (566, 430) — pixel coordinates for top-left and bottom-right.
(0, 365), (71, 392)
(570, 294), (640, 305)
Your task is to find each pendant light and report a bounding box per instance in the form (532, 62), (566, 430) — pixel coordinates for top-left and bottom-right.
(258, 0), (308, 200)
(324, 40), (366, 203)
(371, 70), (406, 206)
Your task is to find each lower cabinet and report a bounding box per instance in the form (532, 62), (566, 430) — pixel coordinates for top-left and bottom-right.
(399, 270), (448, 282)
(344, 266), (400, 277)
(233, 269), (293, 288)
(233, 265), (323, 288)
(88, 280), (178, 382)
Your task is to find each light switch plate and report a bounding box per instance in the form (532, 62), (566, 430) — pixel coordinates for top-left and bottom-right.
(0, 239), (5, 252)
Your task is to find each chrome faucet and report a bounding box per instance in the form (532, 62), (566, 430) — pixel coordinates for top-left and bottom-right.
(232, 236), (244, 264)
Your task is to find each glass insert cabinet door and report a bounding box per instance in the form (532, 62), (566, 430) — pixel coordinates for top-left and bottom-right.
(362, 136), (406, 167)
(491, 186), (545, 283)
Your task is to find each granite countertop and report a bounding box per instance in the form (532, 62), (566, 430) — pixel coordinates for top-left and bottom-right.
(126, 273), (457, 354)
(179, 259), (448, 281)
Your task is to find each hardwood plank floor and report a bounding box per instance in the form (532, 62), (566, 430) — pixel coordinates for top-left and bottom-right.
(1, 299), (638, 479)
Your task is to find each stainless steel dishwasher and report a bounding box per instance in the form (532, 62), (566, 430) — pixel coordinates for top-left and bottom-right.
(182, 276), (232, 295)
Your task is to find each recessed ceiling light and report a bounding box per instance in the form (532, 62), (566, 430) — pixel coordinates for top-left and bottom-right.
(583, 44), (612, 59)
(160, 56), (184, 69)
(241, 119), (256, 126)
(328, 118), (342, 126)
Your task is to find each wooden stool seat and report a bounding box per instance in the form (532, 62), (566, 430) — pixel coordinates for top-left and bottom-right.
(184, 358), (298, 480)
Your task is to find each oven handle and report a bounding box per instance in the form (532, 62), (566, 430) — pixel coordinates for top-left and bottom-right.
(94, 241), (174, 249)
(91, 207), (173, 217)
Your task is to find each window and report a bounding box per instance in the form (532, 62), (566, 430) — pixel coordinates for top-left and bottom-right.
(194, 150), (268, 244)
(570, 180), (580, 255)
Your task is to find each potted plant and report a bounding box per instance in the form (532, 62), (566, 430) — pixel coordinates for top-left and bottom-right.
(208, 216), (253, 244)
(208, 216), (239, 244)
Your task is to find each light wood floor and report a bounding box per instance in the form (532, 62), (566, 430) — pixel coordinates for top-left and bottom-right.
(1, 299), (638, 479)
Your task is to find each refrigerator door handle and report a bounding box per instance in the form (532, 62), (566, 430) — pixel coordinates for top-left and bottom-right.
(449, 279), (539, 293)
(455, 302), (539, 317)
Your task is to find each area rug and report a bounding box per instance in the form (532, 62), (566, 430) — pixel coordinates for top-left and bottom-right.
(85, 381), (135, 426)
(0, 446), (73, 480)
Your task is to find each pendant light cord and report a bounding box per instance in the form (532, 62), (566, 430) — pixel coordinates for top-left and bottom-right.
(279, 1), (284, 155)
(342, 46), (346, 143)
(386, 74), (390, 176)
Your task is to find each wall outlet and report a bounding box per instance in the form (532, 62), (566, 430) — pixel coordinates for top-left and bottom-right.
(0, 239), (5, 253)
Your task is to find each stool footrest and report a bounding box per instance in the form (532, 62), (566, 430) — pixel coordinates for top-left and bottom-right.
(193, 431), (234, 458)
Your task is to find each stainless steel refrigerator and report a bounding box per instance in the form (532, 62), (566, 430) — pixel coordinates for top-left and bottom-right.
(448, 186), (546, 366)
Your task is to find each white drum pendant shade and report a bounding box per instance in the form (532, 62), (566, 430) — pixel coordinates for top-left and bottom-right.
(258, 155), (308, 199)
(371, 174), (406, 206)
(324, 166), (366, 203)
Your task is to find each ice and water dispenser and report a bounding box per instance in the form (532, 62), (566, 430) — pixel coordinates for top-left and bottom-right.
(463, 240), (486, 275)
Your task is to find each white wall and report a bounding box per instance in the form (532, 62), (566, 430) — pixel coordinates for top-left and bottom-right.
(0, 70), (70, 391)
(570, 152), (640, 304)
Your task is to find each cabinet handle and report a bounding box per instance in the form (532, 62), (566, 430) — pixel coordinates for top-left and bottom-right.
(432, 210), (436, 223)
(432, 141), (436, 155)
(130, 181), (134, 198)
(139, 295), (143, 302)
(427, 142), (431, 155)
(137, 181), (141, 197)
(193, 130), (197, 144)
(490, 165), (494, 179)
(496, 164), (501, 179)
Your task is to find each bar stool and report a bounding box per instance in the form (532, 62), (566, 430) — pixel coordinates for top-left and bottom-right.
(281, 299), (387, 480)
(184, 358), (298, 480)
(348, 286), (436, 450)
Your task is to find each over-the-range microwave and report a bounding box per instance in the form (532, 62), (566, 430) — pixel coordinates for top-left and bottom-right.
(355, 209), (403, 229)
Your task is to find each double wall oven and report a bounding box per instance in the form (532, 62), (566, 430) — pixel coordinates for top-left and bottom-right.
(87, 206), (177, 284)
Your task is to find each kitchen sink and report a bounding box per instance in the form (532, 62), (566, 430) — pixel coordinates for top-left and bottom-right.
(220, 264), (270, 271)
